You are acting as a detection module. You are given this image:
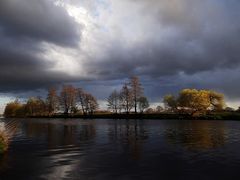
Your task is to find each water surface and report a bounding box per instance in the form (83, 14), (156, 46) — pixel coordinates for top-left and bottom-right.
(1, 118), (240, 180)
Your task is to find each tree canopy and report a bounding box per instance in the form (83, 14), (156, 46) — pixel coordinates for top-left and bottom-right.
(106, 76), (148, 114)
(4, 85), (99, 117)
(163, 89), (225, 116)
(3, 76), (232, 118)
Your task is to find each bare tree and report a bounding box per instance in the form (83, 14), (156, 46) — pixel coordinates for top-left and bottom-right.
(84, 93), (99, 115)
(76, 88), (87, 115)
(60, 85), (77, 114)
(130, 76), (143, 113)
(76, 89), (98, 115)
(46, 87), (59, 115)
(120, 83), (134, 114)
(107, 90), (121, 113)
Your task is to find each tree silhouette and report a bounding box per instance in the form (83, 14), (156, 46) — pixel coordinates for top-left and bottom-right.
(130, 76), (143, 113)
(107, 90), (121, 113)
(120, 83), (134, 114)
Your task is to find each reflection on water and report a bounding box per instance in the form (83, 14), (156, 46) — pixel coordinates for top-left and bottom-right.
(0, 119), (240, 180)
(22, 120), (96, 148)
(165, 121), (226, 150)
(107, 120), (148, 160)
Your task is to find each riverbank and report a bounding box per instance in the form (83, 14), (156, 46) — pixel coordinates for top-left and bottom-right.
(0, 131), (8, 153)
(4, 112), (240, 120)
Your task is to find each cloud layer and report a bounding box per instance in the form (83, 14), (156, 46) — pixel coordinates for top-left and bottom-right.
(0, 0), (240, 105)
(0, 0), (82, 92)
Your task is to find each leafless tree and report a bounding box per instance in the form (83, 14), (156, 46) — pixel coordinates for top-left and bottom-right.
(76, 88), (87, 115)
(60, 85), (77, 114)
(107, 90), (121, 113)
(120, 83), (134, 114)
(84, 93), (99, 115)
(46, 87), (59, 115)
(130, 76), (143, 113)
(76, 88), (98, 115)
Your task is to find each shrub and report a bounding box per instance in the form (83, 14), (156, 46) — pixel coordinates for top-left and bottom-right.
(0, 131), (9, 153)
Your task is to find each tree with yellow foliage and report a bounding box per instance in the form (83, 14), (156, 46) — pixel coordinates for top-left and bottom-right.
(163, 89), (225, 116)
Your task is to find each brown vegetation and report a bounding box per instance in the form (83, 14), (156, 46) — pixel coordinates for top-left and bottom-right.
(3, 76), (239, 119)
(0, 131), (9, 153)
(107, 76), (148, 114)
(4, 85), (98, 117)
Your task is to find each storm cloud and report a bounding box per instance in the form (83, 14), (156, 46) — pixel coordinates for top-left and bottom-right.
(0, 0), (81, 92)
(0, 0), (240, 107)
(0, 0), (80, 46)
(83, 0), (240, 77)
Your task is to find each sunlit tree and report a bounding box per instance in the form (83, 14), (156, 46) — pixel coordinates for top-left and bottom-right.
(178, 89), (210, 116)
(4, 99), (24, 117)
(163, 89), (226, 116)
(209, 90), (225, 111)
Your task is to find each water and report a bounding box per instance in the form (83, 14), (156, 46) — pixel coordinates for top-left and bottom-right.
(1, 118), (240, 180)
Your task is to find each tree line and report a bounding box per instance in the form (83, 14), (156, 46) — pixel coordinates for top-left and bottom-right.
(4, 85), (98, 117)
(4, 76), (239, 118)
(4, 76), (150, 117)
(107, 76), (149, 114)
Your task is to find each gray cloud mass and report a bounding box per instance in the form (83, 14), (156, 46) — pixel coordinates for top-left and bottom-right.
(0, 0), (80, 46)
(0, 0), (240, 106)
(0, 0), (81, 92)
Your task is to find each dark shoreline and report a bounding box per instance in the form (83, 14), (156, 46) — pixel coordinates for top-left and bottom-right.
(3, 112), (240, 120)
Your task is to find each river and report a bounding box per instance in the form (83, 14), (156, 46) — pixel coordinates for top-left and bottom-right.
(0, 118), (240, 179)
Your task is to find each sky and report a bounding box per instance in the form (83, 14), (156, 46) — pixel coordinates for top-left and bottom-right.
(0, 0), (240, 112)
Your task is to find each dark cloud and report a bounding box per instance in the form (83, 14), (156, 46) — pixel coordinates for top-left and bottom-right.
(0, 0), (81, 93)
(78, 0), (240, 102)
(0, 0), (240, 107)
(0, 40), (77, 92)
(85, 0), (240, 79)
(0, 0), (80, 47)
